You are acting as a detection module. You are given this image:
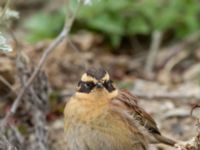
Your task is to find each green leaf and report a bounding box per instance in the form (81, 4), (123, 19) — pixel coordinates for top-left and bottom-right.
(24, 11), (65, 42)
(127, 17), (150, 34)
(87, 14), (124, 35)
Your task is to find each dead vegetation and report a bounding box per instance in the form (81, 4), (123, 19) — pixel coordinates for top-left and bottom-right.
(0, 0), (200, 150)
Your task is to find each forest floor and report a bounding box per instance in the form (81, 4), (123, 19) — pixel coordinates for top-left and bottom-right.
(1, 0), (200, 149)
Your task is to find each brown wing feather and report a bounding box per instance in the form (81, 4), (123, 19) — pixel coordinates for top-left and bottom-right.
(112, 90), (160, 134)
(111, 90), (176, 146)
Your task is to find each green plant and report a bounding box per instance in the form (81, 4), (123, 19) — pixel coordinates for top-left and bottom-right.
(25, 0), (200, 47)
(24, 11), (65, 42)
(78, 0), (200, 46)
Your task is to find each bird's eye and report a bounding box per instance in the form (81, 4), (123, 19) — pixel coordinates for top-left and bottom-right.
(84, 82), (95, 89)
(103, 80), (115, 92)
(78, 81), (95, 93)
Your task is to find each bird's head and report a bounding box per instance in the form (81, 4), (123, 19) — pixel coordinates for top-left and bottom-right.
(76, 68), (118, 99)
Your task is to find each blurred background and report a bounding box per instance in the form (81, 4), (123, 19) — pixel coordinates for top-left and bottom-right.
(0, 0), (200, 150)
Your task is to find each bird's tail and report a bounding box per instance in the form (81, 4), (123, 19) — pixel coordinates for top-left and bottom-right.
(153, 133), (176, 146)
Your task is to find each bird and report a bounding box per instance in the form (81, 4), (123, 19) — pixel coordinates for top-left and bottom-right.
(64, 68), (176, 150)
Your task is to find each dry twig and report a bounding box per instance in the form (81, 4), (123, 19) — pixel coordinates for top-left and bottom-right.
(0, 125), (23, 150)
(175, 120), (200, 150)
(174, 107), (200, 150)
(158, 31), (200, 68)
(0, 75), (16, 96)
(0, 0), (11, 19)
(145, 30), (163, 77)
(16, 52), (50, 150)
(1, 0), (82, 127)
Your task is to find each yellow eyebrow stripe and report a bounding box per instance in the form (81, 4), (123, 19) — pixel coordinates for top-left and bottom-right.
(81, 73), (98, 83)
(101, 73), (110, 81)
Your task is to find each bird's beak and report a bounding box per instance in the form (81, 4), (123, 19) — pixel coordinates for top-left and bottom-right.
(96, 83), (103, 89)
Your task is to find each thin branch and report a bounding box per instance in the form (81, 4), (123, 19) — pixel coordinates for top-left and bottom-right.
(68, 38), (81, 52)
(0, 0), (11, 20)
(145, 30), (163, 76)
(0, 126), (18, 150)
(0, 75), (16, 95)
(159, 31), (200, 68)
(175, 119), (200, 150)
(2, 0), (83, 127)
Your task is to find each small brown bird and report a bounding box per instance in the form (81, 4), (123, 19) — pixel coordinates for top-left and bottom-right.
(64, 68), (176, 150)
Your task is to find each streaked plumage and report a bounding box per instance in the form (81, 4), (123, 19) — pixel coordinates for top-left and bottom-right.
(64, 68), (175, 150)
